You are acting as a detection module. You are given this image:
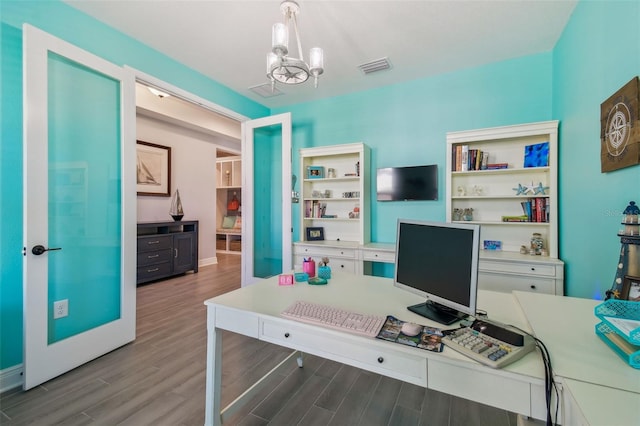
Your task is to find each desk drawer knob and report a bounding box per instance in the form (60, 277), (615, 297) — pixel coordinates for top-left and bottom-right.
(284, 332), (290, 338)
(530, 267), (535, 271)
(530, 285), (537, 290)
(377, 357), (384, 363)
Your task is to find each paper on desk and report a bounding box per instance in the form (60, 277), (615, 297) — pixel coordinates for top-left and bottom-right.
(604, 316), (640, 338)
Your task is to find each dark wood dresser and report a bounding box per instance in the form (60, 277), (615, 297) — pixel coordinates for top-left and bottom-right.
(137, 220), (199, 284)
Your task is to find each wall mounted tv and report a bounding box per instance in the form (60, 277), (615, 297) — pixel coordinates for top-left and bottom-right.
(376, 165), (438, 201)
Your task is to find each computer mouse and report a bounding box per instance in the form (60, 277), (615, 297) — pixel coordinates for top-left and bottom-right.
(401, 322), (422, 337)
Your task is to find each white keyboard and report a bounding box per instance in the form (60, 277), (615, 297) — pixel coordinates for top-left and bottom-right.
(442, 321), (536, 368)
(281, 300), (385, 338)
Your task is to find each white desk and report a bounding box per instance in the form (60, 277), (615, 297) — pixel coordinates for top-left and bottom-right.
(515, 291), (640, 425)
(204, 274), (640, 426)
(204, 272), (546, 426)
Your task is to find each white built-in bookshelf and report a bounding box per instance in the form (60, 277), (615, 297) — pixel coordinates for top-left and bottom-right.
(446, 121), (564, 295)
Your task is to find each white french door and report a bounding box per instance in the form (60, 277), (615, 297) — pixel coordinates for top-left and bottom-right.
(241, 113), (292, 286)
(22, 25), (136, 389)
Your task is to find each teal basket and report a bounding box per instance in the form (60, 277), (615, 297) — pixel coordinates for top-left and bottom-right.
(594, 300), (640, 368)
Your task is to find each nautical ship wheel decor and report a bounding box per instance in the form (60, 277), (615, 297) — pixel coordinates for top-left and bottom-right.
(600, 77), (640, 172)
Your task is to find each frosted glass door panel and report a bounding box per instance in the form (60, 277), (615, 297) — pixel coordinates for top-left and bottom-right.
(253, 127), (283, 278)
(47, 53), (122, 343)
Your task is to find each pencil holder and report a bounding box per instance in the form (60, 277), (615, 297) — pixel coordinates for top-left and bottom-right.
(302, 259), (315, 277)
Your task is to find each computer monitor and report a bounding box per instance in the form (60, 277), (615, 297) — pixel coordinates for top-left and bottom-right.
(394, 219), (480, 325)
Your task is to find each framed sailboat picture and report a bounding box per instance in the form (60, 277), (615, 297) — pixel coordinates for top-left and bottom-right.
(136, 140), (171, 196)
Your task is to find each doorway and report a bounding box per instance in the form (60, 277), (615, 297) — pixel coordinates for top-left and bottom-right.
(134, 74), (244, 270)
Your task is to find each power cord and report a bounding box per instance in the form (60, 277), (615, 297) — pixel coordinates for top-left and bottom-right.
(510, 325), (560, 426)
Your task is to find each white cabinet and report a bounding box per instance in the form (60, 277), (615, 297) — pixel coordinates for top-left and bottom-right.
(295, 143), (370, 270)
(446, 121), (564, 295)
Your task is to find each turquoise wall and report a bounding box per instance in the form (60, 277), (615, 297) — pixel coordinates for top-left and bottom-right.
(278, 53), (553, 243)
(0, 1), (268, 370)
(553, 0), (640, 298)
(1, 0), (638, 373)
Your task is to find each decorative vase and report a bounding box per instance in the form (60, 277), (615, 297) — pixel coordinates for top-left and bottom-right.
(462, 208), (473, 221)
(530, 232), (544, 255)
(318, 266), (331, 279)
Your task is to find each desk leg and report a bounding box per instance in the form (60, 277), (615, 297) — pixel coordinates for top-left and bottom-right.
(204, 308), (222, 426)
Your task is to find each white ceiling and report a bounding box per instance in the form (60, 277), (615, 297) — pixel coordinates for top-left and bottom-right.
(65, 0), (577, 109)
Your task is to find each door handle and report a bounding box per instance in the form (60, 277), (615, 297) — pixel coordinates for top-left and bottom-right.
(32, 245), (62, 255)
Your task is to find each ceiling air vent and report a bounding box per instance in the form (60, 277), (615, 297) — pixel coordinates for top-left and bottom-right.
(248, 83), (283, 98)
(357, 57), (392, 75)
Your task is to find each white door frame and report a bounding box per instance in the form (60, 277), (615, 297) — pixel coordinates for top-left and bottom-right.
(22, 24), (136, 389)
(241, 113), (293, 286)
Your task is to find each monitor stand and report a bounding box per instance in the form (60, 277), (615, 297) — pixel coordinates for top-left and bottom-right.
(407, 300), (466, 325)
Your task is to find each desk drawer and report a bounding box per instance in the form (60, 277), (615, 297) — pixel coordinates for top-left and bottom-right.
(260, 319), (427, 386)
(294, 245), (357, 259)
(361, 250), (395, 263)
(428, 358), (532, 417)
(479, 260), (555, 277)
(137, 248), (173, 266)
(137, 235), (172, 252)
(478, 272), (556, 294)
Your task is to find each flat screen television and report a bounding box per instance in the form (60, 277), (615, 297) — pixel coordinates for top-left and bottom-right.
(394, 219), (480, 325)
(376, 165), (438, 201)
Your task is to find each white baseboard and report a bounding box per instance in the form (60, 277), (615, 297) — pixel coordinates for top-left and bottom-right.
(199, 256), (218, 267)
(0, 364), (22, 393)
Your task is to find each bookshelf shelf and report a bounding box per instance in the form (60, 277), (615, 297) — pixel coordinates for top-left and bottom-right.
(453, 220), (550, 226)
(452, 166), (550, 176)
(446, 121), (563, 295)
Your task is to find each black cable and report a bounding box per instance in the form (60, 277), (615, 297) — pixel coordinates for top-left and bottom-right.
(509, 325), (559, 426)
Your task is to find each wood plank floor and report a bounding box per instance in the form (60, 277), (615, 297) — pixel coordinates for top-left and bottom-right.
(1, 254), (517, 426)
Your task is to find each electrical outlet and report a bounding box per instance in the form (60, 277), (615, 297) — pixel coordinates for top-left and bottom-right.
(53, 299), (68, 319)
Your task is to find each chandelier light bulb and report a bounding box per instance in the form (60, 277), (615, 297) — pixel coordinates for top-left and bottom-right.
(272, 23), (288, 57)
(309, 47), (324, 73)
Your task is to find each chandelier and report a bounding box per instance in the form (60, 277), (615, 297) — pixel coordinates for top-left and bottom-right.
(267, 0), (324, 89)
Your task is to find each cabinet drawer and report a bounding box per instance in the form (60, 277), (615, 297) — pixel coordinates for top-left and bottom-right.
(479, 260), (556, 277)
(294, 244), (357, 259)
(478, 272), (556, 294)
(361, 250), (395, 263)
(137, 262), (172, 282)
(137, 235), (172, 252)
(294, 256), (357, 274)
(261, 319), (427, 386)
(137, 248), (173, 266)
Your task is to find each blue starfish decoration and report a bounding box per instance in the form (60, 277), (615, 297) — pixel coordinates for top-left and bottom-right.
(513, 184), (527, 195)
(534, 182), (549, 195)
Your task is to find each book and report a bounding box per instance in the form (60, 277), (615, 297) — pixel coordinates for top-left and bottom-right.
(376, 315), (444, 352)
(455, 145), (462, 171)
(486, 163), (508, 170)
(481, 152), (489, 170)
(460, 145), (469, 171)
(502, 215), (529, 222)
